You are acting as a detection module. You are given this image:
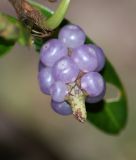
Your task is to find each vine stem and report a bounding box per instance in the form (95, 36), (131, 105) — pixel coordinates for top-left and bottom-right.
(8, 0), (70, 30)
(45, 0), (71, 29)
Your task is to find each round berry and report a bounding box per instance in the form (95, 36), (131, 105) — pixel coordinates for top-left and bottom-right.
(50, 81), (68, 102)
(40, 39), (68, 67)
(81, 72), (105, 97)
(38, 67), (54, 95)
(58, 24), (86, 48)
(71, 45), (98, 72)
(51, 100), (72, 115)
(86, 86), (106, 103)
(87, 44), (105, 71)
(52, 56), (79, 83)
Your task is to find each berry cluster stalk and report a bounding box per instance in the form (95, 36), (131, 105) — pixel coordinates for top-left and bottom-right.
(66, 83), (87, 122)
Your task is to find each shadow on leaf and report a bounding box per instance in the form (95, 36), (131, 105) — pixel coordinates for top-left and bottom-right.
(86, 101), (104, 113)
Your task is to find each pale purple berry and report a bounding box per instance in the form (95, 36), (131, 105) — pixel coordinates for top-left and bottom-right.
(81, 72), (105, 97)
(51, 100), (72, 115)
(50, 81), (68, 102)
(87, 44), (105, 72)
(86, 85), (106, 103)
(58, 24), (86, 48)
(40, 39), (68, 67)
(38, 67), (54, 95)
(71, 45), (98, 72)
(52, 56), (79, 83)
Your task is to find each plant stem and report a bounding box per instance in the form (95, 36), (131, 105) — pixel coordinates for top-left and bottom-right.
(67, 83), (87, 123)
(45, 0), (70, 29)
(9, 0), (70, 31)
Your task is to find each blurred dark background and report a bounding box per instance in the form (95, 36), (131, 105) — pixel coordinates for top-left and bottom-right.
(0, 0), (136, 159)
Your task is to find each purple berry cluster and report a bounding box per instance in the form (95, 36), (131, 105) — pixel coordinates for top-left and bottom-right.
(38, 24), (106, 122)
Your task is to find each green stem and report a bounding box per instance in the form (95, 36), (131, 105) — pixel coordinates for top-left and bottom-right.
(45, 0), (70, 29)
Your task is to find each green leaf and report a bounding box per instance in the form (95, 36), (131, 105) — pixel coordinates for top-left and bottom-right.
(0, 37), (15, 57)
(86, 60), (127, 134)
(0, 13), (17, 56)
(17, 24), (32, 46)
(0, 13), (19, 41)
(31, 2), (127, 134)
(0, 12), (31, 51)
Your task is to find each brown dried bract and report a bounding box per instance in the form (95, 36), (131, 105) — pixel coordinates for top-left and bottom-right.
(9, 0), (53, 38)
(9, 0), (43, 25)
